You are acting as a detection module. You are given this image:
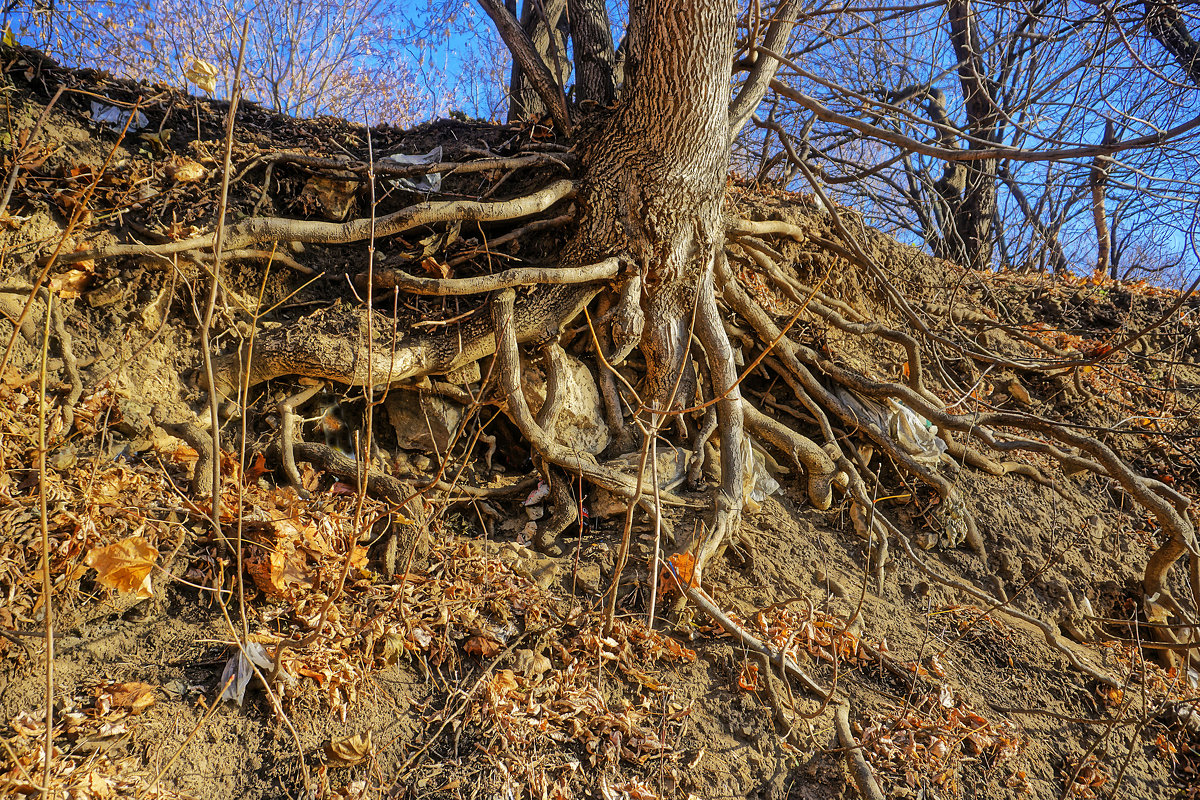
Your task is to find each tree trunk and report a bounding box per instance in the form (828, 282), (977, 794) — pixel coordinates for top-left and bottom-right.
(566, 0), (745, 572)
(569, 0), (733, 402)
(507, 0), (571, 122)
(943, 0), (1002, 270)
(567, 0), (616, 106)
(1144, 0), (1200, 85)
(1090, 121), (1116, 278)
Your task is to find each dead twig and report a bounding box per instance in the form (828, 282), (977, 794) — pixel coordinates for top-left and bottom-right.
(198, 22), (249, 546)
(36, 283), (54, 797)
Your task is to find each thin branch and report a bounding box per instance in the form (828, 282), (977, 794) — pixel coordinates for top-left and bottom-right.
(729, 0), (801, 140)
(766, 77), (1200, 163)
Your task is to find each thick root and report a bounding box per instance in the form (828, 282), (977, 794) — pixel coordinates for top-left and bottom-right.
(208, 283), (601, 399)
(686, 263), (747, 580)
(742, 400), (834, 510)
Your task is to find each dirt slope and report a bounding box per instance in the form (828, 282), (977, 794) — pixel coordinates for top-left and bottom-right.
(2, 46), (1200, 800)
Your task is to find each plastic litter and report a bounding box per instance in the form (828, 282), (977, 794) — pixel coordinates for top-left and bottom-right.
(886, 398), (946, 468)
(743, 437), (781, 513)
(89, 101), (148, 132)
(219, 641), (275, 705)
(835, 386), (889, 432)
(524, 480), (550, 506)
(382, 145), (442, 193)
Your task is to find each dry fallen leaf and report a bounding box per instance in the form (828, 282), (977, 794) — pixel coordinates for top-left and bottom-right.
(465, 634), (501, 658)
(169, 159), (207, 183)
(420, 256), (451, 279)
(658, 552), (696, 599)
(85, 536), (158, 598)
(246, 541), (313, 601)
(737, 661), (759, 692)
(50, 268), (93, 297)
(512, 648), (551, 681)
(491, 669), (518, 693)
(245, 451), (268, 480)
(324, 731), (372, 766)
(108, 681), (157, 714)
(86, 772), (115, 799)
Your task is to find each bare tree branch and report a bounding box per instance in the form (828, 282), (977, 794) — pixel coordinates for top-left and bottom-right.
(478, 0), (572, 131)
(729, 0), (802, 141)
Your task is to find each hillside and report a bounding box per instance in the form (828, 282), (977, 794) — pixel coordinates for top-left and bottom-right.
(2, 45), (1200, 800)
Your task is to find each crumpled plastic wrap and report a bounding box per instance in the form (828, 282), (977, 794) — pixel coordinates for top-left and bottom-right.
(382, 145), (443, 192)
(886, 397), (947, 468)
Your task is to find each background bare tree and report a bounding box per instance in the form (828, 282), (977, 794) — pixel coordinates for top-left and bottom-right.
(4, 0), (439, 121)
(732, 0), (1200, 283)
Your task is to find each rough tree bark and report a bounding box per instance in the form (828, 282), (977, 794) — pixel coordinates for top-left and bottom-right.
(564, 0), (746, 571)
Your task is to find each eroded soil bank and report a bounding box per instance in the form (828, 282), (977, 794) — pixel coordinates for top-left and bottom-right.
(2, 46), (1200, 800)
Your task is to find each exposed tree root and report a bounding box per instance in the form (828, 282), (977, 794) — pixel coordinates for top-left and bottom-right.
(742, 400), (834, 510)
(276, 382), (324, 499)
(207, 282), (602, 399)
(290, 442), (410, 504)
(534, 464), (578, 556)
(491, 288), (684, 513)
(888, 519), (1120, 687)
(233, 149), (574, 186)
(0, 284), (82, 430)
(687, 266), (748, 579)
(61, 180), (577, 265)
(833, 703), (888, 800)
(361, 258), (618, 295)
(153, 407), (215, 499)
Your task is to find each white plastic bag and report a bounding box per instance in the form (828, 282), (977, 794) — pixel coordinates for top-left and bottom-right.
(886, 398), (946, 468)
(219, 641), (274, 705)
(89, 101), (148, 132)
(743, 437), (781, 513)
(382, 145), (443, 193)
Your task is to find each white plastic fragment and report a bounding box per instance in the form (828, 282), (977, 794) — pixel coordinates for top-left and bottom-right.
(524, 480), (550, 506)
(219, 641), (274, 705)
(885, 398), (946, 468)
(382, 145), (443, 192)
(89, 101), (148, 132)
(743, 437), (781, 513)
